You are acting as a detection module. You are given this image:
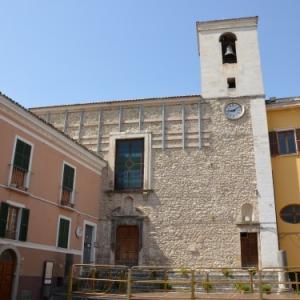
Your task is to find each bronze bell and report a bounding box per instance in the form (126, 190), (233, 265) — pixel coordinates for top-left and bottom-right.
(224, 44), (235, 57)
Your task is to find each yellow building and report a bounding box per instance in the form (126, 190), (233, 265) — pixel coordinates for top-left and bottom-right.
(267, 97), (300, 267)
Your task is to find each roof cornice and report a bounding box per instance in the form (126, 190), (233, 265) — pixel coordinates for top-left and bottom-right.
(30, 95), (202, 113)
(0, 94), (107, 172)
(197, 16), (258, 32)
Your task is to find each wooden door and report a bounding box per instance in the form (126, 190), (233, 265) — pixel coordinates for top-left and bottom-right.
(0, 250), (16, 300)
(240, 232), (258, 267)
(115, 225), (139, 266)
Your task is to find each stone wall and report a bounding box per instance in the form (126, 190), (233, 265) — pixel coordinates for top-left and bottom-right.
(32, 96), (259, 267)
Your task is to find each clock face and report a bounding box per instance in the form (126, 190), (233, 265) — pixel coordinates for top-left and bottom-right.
(224, 103), (244, 120)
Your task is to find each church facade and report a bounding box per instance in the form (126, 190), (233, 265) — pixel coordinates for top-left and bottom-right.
(31, 17), (280, 268)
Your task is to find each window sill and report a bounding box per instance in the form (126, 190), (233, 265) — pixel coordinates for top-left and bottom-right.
(59, 203), (76, 212)
(105, 189), (153, 195)
(6, 184), (31, 196)
(1, 236), (18, 241)
(276, 152), (298, 157)
(56, 246), (69, 250)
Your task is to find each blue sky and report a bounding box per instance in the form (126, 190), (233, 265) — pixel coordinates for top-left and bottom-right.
(0, 0), (299, 107)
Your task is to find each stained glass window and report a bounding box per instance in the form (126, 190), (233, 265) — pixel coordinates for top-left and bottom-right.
(115, 139), (144, 190)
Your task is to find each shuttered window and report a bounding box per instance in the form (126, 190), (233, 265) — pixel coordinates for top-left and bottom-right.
(269, 129), (300, 156)
(19, 208), (30, 241)
(0, 202), (9, 238)
(296, 129), (300, 151)
(57, 218), (70, 248)
(269, 132), (278, 156)
(63, 165), (75, 191)
(13, 139), (31, 171)
(0, 202), (29, 241)
(115, 139), (144, 190)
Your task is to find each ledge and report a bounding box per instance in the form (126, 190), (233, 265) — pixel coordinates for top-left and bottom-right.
(58, 204), (76, 212)
(6, 185), (31, 196)
(105, 189), (153, 196)
(236, 221), (260, 227)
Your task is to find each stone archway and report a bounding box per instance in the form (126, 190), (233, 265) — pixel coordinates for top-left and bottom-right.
(0, 245), (20, 300)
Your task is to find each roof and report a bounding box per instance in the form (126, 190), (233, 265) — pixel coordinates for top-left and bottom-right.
(196, 16), (258, 31)
(0, 91), (106, 163)
(30, 94), (201, 110)
(266, 96), (300, 110)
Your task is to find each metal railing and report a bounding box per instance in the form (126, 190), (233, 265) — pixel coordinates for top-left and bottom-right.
(67, 265), (300, 299)
(61, 187), (74, 207)
(10, 166), (27, 189)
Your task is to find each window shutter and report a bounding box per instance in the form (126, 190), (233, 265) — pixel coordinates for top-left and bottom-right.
(58, 219), (70, 248)
(63, 165), (74, 190)
(14, 140), (31, 171)
(0, 202), (9, 237)
(296, 129), (300, 152)
(19, 208), (30, 241)
(269, 132), (278, 156)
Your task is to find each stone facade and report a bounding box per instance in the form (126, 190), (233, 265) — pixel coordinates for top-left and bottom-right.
(32, 95), (264, 267)
(30, 16), (280, 268)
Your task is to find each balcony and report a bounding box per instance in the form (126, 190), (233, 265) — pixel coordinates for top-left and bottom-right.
(60, 187), (74, 208)
(4, 229), (17, 240)
(10, 166), (27, 190)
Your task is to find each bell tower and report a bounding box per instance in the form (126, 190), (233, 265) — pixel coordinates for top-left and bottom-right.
(197, 16), (264, 98)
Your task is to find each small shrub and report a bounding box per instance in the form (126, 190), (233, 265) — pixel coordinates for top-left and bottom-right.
(202, 281), (213, 291)
(234, 283), (250, 293)
(179, 267), (189, 277)
(166, 283), (172, 290)
(261, 284), (272, 294)
(221, 268), (233, 278)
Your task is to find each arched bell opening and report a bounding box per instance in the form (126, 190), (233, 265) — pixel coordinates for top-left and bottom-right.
(219, 32), (237, 64)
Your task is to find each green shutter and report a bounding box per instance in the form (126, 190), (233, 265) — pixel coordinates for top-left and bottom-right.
(0, 202), (9, 237)
(63, 165), (74, 190)
(19, 208), (30, 241)
(13, 139), (31, 171)
(58, 218), (70, 248)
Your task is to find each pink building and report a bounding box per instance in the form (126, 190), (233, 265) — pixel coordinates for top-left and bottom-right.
(0, 93), (106, 300)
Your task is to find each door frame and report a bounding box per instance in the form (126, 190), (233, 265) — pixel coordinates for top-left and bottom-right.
(240, 231), (259, 267)
(110, 216), (144, 265)
(115, 225), (140, 266)
(0, 244), (20, 300)
(81, 220), (97, 264)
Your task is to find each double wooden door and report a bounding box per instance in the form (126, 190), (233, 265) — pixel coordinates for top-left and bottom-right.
(115, 225), (139, 266)
(0, 250), (16, 300)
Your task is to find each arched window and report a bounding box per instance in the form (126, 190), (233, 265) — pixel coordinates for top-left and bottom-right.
(219, 32), (237, 64)
(280, 205), (300, 224)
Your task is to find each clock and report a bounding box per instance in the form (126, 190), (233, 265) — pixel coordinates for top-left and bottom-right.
(224, 103), (244, 120)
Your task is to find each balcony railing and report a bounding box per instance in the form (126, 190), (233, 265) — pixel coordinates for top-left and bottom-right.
(10, 166), (27, 189)
(61, 187), (74, 208)
(5, 229), (17, 240)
